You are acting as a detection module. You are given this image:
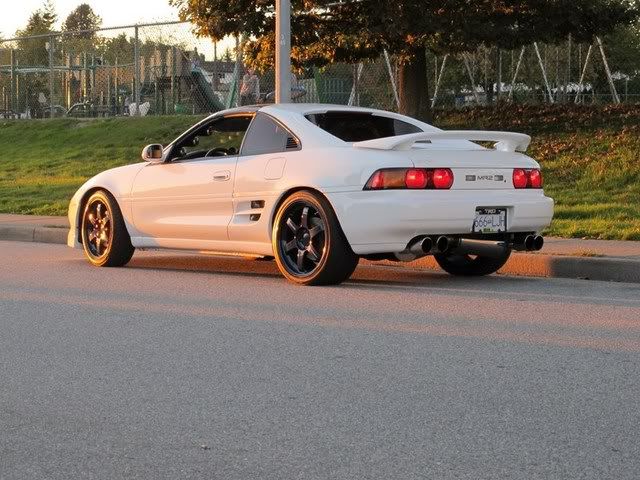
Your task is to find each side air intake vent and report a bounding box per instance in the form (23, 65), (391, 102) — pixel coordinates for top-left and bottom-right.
(286, 136), (299, 150)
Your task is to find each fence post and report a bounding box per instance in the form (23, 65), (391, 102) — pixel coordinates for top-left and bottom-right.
(596, 36), (620, 104)
(534, 42), (554, 104)
(383, 50), (400, 110)
(496, 48), (502, 103)
(431, 54), (448, 108)
(170, 46), (177, 112)
(575, 45), (593, 104)
(134, 24), (141, 116)
(235, 35), (242, 107)
(114, 56), (119, 114)
(10, 49), (16, 113)
(48, 35), (55, 118)
(83, 52), (88, 99)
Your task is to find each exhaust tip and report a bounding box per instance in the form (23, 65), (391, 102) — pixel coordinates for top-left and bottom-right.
(533, 235), (544, 251)
(420, 237), (433, 254)
(436, 236), (451, 253)
(524, 235), (535, 251)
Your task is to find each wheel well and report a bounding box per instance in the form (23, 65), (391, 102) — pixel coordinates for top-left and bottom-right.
(75, 187), (111, 243)
(269, 187), (344, 242)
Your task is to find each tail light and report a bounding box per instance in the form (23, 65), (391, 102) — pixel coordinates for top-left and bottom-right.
(513, 168), (543, 189)
(528, 169), (543, 188)
(364, 168), (454, 190)
(405, 169), (429, 189)
(432, 168), (454, 189)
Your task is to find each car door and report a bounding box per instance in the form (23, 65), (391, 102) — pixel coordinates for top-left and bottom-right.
(229, 112), (301, 244)
(130, 114), (253, 246)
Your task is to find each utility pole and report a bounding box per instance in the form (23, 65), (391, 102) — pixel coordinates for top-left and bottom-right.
(275, 0), (291, 103)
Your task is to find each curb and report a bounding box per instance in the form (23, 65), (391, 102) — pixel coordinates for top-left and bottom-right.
(1, 225), (639, 284)
(0, 225), (67, 245)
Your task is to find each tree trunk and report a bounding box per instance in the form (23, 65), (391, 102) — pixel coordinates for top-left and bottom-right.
(398, 46), (432, 122)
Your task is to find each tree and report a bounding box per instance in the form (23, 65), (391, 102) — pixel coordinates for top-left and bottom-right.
(171, 0), (639, 120)
(15, 0), (57, 66)
(62, 3), (102, 38)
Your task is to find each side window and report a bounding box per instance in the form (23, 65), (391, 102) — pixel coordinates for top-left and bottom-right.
(197, 116), (250, 154)
(171, 115), (253, 161)
(241, 112), (299, 156)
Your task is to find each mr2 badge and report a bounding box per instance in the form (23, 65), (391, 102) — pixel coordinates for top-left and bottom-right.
(466, 175), (505, 182)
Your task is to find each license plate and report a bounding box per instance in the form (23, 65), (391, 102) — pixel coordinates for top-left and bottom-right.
(473, 208), (507, 233)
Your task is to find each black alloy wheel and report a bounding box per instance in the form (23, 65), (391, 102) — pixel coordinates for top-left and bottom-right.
(273, 191), (359, 285)
(279, 203), (326, 276)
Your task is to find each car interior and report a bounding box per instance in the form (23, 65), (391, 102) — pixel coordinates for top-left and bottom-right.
(305, 111), (423, 142)
(169, 115), (254, 161)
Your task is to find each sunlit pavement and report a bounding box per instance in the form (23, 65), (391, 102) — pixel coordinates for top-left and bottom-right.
(1, 240), (639, 479)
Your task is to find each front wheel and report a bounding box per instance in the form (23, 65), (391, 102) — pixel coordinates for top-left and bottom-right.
(81, 190), (135, 267)
(434, 249), (512, 277)
(272, 191), (359, 285)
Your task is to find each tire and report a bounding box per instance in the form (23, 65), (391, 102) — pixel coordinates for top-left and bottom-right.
(434, 249), (512, 277)
(272, 191), (359, 285)
(80, 190), (135, 267)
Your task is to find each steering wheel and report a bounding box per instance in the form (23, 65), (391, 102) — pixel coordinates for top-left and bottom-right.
(205, 147), (229, 157)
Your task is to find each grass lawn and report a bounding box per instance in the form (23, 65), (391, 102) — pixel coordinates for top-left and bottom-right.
(0, 116), (198, 216)
(1, 105), (639, 240)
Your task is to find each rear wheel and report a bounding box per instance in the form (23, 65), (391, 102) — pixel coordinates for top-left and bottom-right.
(434, 249), (511, 277)
(273, 191), (359, 285)
(81, 190), (135, 267)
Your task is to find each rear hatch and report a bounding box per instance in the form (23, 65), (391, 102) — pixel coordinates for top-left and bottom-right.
(408, 147), (536, 191)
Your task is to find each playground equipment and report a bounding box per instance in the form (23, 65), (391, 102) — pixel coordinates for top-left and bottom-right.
(0, 44), (225, 118)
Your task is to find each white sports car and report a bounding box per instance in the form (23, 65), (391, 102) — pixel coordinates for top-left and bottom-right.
(68, 104), (554, 285)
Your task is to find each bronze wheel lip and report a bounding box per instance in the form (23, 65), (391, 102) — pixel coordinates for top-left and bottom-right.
(83, 199), (112, 259)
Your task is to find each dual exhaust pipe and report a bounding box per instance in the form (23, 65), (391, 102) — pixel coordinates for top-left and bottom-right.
(520, 234), (545, 252)
(408, 236), (452, 256)
(407, 234), (544, 259)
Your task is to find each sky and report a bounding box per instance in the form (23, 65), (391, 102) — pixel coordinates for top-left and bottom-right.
(0, 0), (233, 59)
(0, 0), (179, 37)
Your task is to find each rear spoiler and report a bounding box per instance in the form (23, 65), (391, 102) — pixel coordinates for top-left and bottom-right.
(353, 131), (531, 153)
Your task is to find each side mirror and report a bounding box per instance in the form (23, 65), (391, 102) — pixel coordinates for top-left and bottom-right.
(141, 144), (164, 163)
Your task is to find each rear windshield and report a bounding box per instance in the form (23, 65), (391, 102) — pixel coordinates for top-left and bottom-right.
(305, 111), (422, 142)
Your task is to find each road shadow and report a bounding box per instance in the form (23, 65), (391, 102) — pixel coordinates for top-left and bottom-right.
(120, 253), (640, 308)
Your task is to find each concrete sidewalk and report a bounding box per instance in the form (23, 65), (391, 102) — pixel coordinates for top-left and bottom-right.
(1, 213), (639, 283)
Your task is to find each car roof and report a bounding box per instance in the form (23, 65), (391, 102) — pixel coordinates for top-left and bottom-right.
(204, 104), (440, 149)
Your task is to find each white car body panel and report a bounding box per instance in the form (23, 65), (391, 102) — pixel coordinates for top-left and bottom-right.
(68, 103), (554, 258)
(130, 157), (236, 241)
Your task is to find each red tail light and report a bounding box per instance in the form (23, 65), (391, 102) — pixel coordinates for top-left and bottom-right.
(405, 169), (429, 189)
(433, 169), (454, 189)
(364, 168), (454, 190)
(513, 168), (543, 189)
(513, 169), (528, 189)
(528, 169), (543, 188)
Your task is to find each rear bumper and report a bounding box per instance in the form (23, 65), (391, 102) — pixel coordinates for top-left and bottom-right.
(327, 190), (554, 255)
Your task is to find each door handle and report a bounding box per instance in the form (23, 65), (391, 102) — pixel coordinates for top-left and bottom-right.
(213, 170), (231, 181)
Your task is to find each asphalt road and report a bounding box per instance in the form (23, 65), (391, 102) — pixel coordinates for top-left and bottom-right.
(1, 240), (639, 480)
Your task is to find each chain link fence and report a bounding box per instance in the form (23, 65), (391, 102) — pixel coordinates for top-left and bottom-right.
(1, 20), (638, 120)
(0, 21), (236, 119)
